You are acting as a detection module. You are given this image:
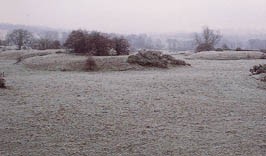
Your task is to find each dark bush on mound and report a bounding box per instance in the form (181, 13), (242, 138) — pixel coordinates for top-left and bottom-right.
(194, 27), (222, 52)
(235, 47), (242, 51)
(85, 56), (98, 71)
(196, 43), (215, 52)
(0, 74), (6, 88)
(215, 48), (223, 51)
(127, 51), (190, 68)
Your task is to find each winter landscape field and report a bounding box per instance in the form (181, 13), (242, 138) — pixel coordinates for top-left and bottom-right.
(1, 50), (266, 155)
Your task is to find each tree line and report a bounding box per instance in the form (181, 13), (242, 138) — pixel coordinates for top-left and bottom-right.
(1, 29), (130, 56)
(2, 27), (265, 53)
(64, 30), (130, 56)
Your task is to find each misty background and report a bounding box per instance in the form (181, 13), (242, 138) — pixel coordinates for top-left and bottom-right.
(1, 0), (266, 51)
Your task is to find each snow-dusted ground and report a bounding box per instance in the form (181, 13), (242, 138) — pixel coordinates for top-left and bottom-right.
(186, 51), (266, 60)
(0, 52), (266, 155)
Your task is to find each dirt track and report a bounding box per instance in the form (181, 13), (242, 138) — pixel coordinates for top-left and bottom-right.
(1, 56), (266, 155)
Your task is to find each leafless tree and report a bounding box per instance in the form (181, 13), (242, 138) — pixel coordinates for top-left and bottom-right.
(6, 29), (33, 50)
(195, 27), (222, 52)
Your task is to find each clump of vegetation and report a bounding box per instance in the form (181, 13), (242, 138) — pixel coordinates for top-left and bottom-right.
(84, 56), (98, 71)
(215, 48), (223, 51)
(194, 27), (222, 52)
(0, 73), (6, 88)
(250, 64), (266, 75)
(222, 44), (230, 50)
(31, 39), (61, 50)
(250, 64), (266, 82)
(127, 50), (190, 68)
(260, 49), (266, 53)
(235, 47), (243, 51)
(64, 30), (130, 56)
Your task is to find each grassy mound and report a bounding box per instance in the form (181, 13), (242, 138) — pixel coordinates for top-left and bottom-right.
(0, 49), (63, 60)
(22, 53), (143, 71)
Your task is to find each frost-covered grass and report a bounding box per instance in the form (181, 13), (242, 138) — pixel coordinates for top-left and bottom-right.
(1, 50), (266, 155)
(186, 51), (266, 60)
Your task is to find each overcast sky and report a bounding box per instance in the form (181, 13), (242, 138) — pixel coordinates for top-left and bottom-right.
(0, 0), (266, 33)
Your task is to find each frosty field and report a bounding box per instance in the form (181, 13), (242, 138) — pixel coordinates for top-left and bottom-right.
(0, 51), (266, 155)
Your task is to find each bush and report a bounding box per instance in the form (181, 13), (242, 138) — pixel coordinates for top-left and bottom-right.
(0, 73), (6, 88)
(84, 56), (97, 71)
(194, 27), (222, 52)
(216, 48), (223, 51)
(86, 32), (113, 56)
(236, 47), (242, 51)
(196, 43), (215, 52)
(222, 44), (230, 50)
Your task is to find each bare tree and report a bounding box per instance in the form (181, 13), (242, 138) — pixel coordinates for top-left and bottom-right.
(6, 29), (33, 50)
(195, 27), (222, 52)
(32, 38), (61, 50)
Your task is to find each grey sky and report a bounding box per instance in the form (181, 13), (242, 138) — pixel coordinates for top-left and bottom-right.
(1, 0), (266, 33)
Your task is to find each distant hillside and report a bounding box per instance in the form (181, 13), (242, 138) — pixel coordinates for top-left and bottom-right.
(0, 23), (67, 33)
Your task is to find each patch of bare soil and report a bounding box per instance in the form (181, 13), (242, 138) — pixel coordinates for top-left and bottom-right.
(0, 53), (266, 155)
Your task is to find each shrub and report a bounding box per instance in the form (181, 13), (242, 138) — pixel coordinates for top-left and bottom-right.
(0, 73), (6, 88)
(222, 44), (230, 50)
(87, 32), (113, 56)
(236, 47), (242, 51)
(196, 43), (214, 52)
(216, 48), (223, 51)
(84, 56), (97, 71)
(194, 27), (222, 52)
